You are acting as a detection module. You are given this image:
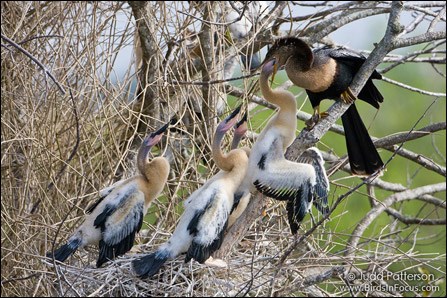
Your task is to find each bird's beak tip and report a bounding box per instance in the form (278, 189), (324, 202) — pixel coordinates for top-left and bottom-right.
(220, 106), (241, 132)
(227, 105), (242, 121)
(271, 63), (278, 86)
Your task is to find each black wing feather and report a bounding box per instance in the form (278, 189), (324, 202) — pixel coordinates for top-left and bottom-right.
(93, 190), (145, 267)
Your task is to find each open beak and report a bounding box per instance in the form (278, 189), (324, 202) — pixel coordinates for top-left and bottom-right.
(229, 104), (242, 119)
(220, 105), (242, 132)
(144, 119), (171, 147)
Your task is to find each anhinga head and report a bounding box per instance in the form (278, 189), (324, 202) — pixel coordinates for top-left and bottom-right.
(234, 112), (248, 137)
(261, 58), (277, 77)
(259, 58), (278, 89)
(138, 118), (174, 176)
(213, 105), (242, 169)
(262, 37), (314, 83)
(143, 118), (176, 148)
(216, 105), (242, 135)
(231, 111), (248, 150)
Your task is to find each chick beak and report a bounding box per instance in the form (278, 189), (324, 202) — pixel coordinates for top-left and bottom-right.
(271, 63), (278, 87)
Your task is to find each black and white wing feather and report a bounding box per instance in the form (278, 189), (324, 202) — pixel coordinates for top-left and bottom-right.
(253, 158), (316, 234)
(93, 185), (145, 267)
(297, 147), (330, 216)
(185, 184), (231, 263)
(86, 179), (129, 214)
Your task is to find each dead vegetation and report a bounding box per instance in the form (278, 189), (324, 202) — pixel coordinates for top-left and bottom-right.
(1, 1), (445, 297)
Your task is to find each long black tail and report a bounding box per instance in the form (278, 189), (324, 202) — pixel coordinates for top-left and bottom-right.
(46, 238), (81, 263)
(132, 252), (169, 278)
(341, 104), (383, 175)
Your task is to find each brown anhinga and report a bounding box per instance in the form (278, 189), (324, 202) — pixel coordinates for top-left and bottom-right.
(47, 120), (172, 267)
(263, 37), (384, 176)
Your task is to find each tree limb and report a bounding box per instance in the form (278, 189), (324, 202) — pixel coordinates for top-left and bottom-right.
(345, 182), (446, 258)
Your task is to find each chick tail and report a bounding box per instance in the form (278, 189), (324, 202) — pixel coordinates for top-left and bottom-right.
(132, 251), (169, 278)
(46, 238), (81, 263)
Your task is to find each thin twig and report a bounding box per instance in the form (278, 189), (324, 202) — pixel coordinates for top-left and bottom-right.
(1, 33), (66, 95)
(345, 182), (446, 258)
(30, 89), (80, 213)
(381, 76), (446, 97)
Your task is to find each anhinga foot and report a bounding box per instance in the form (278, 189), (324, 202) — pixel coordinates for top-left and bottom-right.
(320, 111), (329, 118)
(340, 87), (357, 104)
(305, 110), (329, 130)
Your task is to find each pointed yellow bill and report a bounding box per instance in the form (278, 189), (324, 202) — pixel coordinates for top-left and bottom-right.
(270, 63), (278, 87)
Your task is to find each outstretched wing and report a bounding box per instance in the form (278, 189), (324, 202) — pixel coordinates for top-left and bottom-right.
(185, 186), (231, 263)
(296, 147), (330, 216)
(253, 158), (316, 234)
(93, 185), (145, 267)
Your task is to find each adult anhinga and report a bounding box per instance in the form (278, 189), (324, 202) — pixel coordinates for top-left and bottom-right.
(239, 59), (329, 234)
(263, 37), (384, 176)
(132, 107), (249, 278)
(46, 120), (172, 267)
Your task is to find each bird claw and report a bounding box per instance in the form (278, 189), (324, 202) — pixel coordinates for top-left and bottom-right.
(320, 111), (329, 119)
(305, 111), (328, 129)
(341, 87), (357, 104)
(305, 118), (317, 130)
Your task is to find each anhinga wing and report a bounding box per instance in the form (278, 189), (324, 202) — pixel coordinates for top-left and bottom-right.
(185, 184), (232, 263)
(320, 46), (382, 80)
(93, 185), (145, 267)
(253, 158), (315, 202)
(86, 179), (129, 214)
(253, 159), (316, 234)
(296, 148), (330, 216)
(321, 46), (366, 66)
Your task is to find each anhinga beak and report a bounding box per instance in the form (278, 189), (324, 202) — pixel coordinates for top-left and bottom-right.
(219, 105), (242, 132)
(271, 62), (278, 87)
(261, 58), (278, 87)
(234, 112), (248, 136)
(144, 119), (172, 147)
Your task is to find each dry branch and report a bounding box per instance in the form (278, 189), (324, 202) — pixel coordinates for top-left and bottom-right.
(1, 1), (445, 297)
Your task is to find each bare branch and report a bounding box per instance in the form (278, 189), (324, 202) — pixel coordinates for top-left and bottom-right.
(129, 1), (162, 127)
(1, 2), (445, 296)
(428, 5), (446, 32)
(382, 207), (446, 225)
(345, 182), (446, 258)
(1, 33), (66, 94)
(273, 266), (346, 296)
(393, 30), (446, 49)
(381, 76), (446, 97)
(307, 6), (391, 43)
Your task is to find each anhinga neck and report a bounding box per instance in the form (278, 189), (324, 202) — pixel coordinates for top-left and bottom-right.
(137, 144), (152, 178)
(287, 51), (313, 72)
(259, 71), (297, 120)
(285, 53), (336, 93)
(259, 70), (298, 148)
(225, 150), (249, 180)
(212, 130), (233, 172)
(260, 73), (296, 109)
(230, 134), (243, 150)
